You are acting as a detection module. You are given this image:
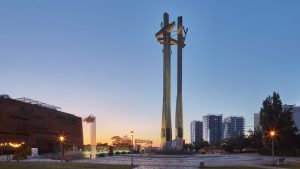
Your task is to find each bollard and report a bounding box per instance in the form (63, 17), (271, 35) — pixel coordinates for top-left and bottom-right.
(199, 162), (205, 168)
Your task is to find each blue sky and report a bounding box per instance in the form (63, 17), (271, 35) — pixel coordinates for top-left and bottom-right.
(1, 0), (300, 145)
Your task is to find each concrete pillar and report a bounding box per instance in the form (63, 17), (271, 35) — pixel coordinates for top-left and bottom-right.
(161, 12), (172, 150)
(175, 16), (183, 151)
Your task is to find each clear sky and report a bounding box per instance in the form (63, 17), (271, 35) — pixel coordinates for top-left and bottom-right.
(1, 0), (300, 146)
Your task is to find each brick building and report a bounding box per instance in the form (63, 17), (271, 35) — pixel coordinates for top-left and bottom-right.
(0, 95), (83, 153)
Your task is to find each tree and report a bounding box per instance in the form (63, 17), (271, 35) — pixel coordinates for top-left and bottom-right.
(97, 142), (108, 146)
(221, 134), (246, 153)
(193, 139), (209, 152)
(111, 135), (132, 147)
(247, 129), (263, 149)
(259, 92), (298, 155)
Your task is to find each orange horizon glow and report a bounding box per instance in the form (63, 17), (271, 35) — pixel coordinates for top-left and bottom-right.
(80, 114), (191, 147)
(82, 126), (162, 147)
(83, 134), (162, 147)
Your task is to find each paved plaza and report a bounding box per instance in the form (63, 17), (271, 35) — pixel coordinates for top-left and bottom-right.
(1, 153), (300, 169)
(76, 153), (300, 169)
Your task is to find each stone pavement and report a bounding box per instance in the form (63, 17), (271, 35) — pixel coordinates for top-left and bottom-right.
(76, 153), (300, 169)
(1, 153), (299, 169)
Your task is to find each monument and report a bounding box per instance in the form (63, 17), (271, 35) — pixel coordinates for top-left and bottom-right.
(175, 16), (186, 151)
(155, 13), (187, 151)
(155, 13), (175, 150)
(84, 115), (96, 159)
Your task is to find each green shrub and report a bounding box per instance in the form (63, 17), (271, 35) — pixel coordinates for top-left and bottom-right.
(13, 149), (28, 162)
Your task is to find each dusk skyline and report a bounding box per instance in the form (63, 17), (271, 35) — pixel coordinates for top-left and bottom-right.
(1, 0), (300, 146)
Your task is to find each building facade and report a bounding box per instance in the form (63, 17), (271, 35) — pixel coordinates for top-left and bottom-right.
(291, 106), (300, 134)
(190, 120), (203, 144)
(203, 114), (222, 145)
(0, 96), (83, 153)
(254, 113), (260, 132)
(223, 116), (244, 139)
(282, 104), (300, 134)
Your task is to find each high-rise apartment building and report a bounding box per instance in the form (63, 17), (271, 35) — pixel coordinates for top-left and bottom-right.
(190, 120), (203, 144)
(283, 105), (300, 134)
(292, 106), (300, 134)
(223, 116), (244, 139)
(254, 113), (260, 132)
(282, 105), (300, 134)
(203, 114), (222, 145)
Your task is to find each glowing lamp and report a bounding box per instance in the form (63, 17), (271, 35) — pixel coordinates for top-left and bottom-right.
(268, 130), (277, 138)
(58, 135), (65, 143)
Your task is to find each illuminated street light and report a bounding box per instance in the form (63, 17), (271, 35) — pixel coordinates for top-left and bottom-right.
(268, 130), (277, 166)
(58, 135), (65, 163)
(130, 131), (134, 167)
(59, 136), (65, 142)
(269, 131), (276, 137)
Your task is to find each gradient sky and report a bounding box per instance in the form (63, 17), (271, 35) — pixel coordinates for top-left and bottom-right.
(1, 0), (300, 146)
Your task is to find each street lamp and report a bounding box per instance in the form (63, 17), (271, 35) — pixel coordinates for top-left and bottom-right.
(58, 135), (65, 163)
(130, 131), (134, 167)
(268, 130), (277, 166)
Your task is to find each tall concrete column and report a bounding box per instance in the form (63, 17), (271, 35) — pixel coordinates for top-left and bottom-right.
(156, 13), (177, 151)
(155, 13), (173, 150)
(161, 12), (172, 150)
(175, 16), (183, 150)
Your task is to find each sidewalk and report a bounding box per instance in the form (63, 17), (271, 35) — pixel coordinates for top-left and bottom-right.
(247, 164), (289, 169)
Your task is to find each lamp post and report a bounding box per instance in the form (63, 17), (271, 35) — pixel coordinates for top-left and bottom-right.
(130, 131), (134, 167)
(269, 130), (276, 166)
(59, 135), (65, 163)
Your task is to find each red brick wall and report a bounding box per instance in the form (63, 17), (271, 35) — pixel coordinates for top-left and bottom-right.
(0, 98), (83, 152)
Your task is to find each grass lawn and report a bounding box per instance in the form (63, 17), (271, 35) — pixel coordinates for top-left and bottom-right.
(278, 163), (300, 169)
(206, 164), (300, 169)
(205, 166), (265, 169)
(0, 162), (133, 169)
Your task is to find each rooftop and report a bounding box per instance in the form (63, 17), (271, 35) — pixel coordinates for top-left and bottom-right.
(15, 97), (61, 111)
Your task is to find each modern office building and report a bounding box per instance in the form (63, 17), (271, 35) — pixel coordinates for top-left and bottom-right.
(190, 120), (203, 144)
(0, 95), (83, 153)
(223, 116), (244, 139)
(203, 114), (222, 145)
(254, 113), (260, 132)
